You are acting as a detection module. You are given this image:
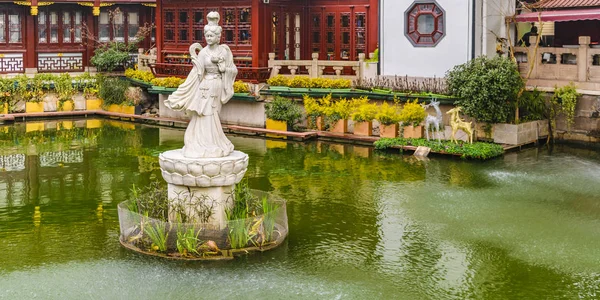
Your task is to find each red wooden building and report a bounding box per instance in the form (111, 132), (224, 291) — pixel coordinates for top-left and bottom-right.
(153, 0), (378, 78)
(0, 0), (155, 74)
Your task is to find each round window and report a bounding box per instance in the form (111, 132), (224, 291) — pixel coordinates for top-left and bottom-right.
(405, 1), (445, 47)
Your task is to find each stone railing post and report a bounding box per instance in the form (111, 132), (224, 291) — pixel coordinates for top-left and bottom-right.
(578, 36), (590, 82)
(311, 53), (319, 78)
(528, 36), (539, 80)
(268, 53), (279, 77)
(358, 53), (366, 79)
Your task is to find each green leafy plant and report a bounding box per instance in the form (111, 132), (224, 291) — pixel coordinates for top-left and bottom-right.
(551, 82), (580, 131)
(374, 137), (504, 160)
(0, 77), (16, 111)
(225, 178), (259, 249)
(265, 95), (303, 128)
(446, 56), (523, 124)
(91, 42), (132, 72)
(130, 181), (169, 221)
(176, 226), (202, 257)
(398, 99), (426, 127)
(519, 88), (546, 122)
(144, 220), (169, 253)
(99, 77), (130, 106)
(375, 101), (401, 125)
(54, 73), (75, 110)
(261, 195), (279, 243)
(77, 73), (100, 99)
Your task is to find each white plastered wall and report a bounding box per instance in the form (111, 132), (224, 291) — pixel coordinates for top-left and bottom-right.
(380, 0), (472, 77)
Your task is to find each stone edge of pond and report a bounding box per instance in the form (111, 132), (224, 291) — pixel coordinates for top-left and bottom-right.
(0, 109), (533, 159)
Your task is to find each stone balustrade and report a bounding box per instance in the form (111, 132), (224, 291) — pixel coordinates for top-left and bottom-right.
(267, 52), (378, 81)
(137, 48), (157, 72)
(515, 36), (600, 91)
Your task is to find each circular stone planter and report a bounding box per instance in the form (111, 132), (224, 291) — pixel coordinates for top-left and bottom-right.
(117, 191), (288, 261)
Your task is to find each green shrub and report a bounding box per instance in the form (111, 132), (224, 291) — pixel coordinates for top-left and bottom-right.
(91, 43), (131, 72)
(519, 88), (546, 122)
(398, 99), (426, 127)
(54, 73), (75, 109)
(446, 56), (523, 123)
(0, 77), (15, 107)
(265, 96), (303, 127)
(99, 77), (129, 106)
(551, 82), (580, 131)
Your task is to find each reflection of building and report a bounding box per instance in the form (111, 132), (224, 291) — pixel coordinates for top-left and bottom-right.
(152, 0), (378, 78)
(0, 0), (155, 74)
(39, 150), (84, 167)
(0, 154), (25, 171)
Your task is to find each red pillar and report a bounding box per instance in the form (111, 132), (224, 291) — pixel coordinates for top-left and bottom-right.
(367, 0), (378, 55)
(25, 8), (36, 71)
(85, 12), (95, 69)
(155, 0), (163, 63)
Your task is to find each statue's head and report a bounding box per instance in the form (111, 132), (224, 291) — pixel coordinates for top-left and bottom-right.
(204, 12), (222, 41)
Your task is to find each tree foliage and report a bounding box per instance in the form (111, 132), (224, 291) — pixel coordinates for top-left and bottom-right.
(446, 56), (523, 123)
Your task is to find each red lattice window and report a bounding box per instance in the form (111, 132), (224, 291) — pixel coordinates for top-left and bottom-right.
(405, 1), (445, 47)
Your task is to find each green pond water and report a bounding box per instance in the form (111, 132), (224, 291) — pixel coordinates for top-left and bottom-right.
(0, 119), (599, 299)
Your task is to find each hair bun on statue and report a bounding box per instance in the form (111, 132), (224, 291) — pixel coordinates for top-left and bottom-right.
(207, 11), (220, 26)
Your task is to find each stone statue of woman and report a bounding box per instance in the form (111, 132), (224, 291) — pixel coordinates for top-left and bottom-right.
(165, 11), (237, 158)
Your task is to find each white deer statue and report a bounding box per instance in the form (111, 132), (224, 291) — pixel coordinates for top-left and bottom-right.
(423, 99), (442, 142)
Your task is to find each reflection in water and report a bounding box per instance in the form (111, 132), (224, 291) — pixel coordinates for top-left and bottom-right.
(0, 120), (599, 298)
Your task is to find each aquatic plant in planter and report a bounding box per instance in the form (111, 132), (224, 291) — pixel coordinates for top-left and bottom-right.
(265, 95), (303, 131)
(118, 180), (288, 260)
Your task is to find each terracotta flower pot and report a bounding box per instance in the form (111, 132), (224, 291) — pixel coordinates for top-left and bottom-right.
(353, 121), (373, 136)
(330, 119), (348, 134)
(380, 123), (399, 138)
(403, 125), (423, 139)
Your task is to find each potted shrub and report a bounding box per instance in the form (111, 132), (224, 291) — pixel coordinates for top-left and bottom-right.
(303, 94), (326, 131)
(15, 75), (44, 113)
(99, 77), (130, 113)
(265, 95), (303, 131)
(350, 97), (377, 136)
(376, 102), (401, 138)
(55, 73), (75, 111)
(324, 97), (353, 134)
(124, 86), (143, 115)
(0, 77), (15, 114)
(80, 73), (102, 110)
(398, 99), (426, 138)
